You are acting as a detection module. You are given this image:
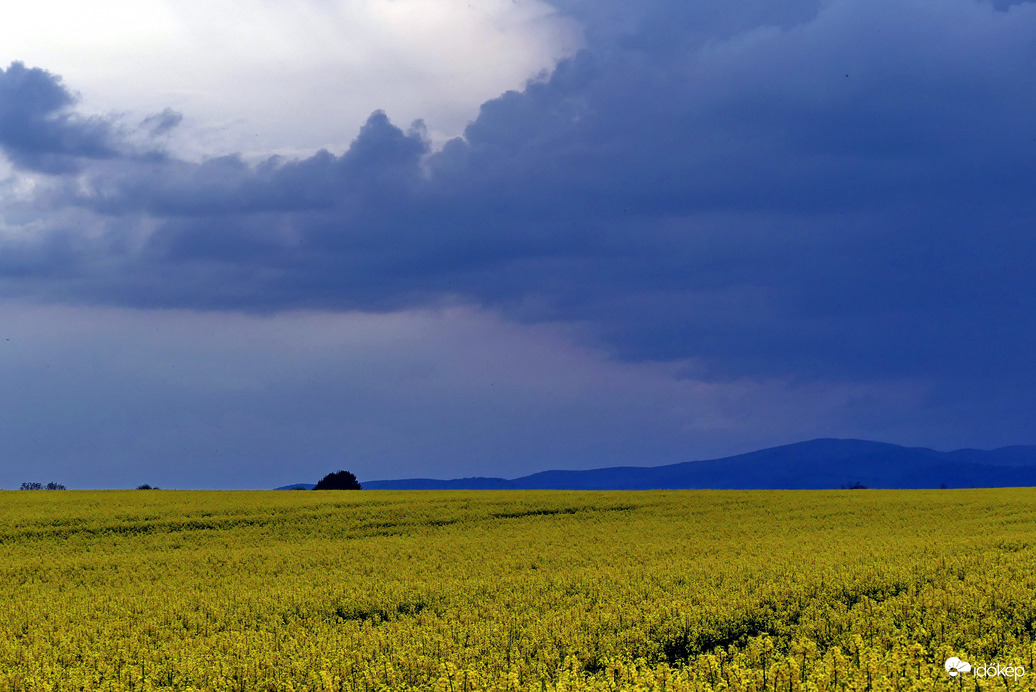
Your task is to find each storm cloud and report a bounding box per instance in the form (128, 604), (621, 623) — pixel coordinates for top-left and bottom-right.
(0, 62), (120, 172)
(3, 0), (1036, 458)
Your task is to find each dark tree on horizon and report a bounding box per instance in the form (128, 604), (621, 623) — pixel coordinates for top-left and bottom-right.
(313, 470), (362, 490)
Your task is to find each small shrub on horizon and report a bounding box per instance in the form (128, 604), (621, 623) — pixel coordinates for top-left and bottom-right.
(313, 470), (362, 490)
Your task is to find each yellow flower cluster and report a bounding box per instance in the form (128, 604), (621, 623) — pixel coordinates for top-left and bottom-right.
(1, 488), (1035, 690)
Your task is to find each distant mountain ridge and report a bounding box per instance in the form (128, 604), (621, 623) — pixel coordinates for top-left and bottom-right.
(356, 439), (1036, 490)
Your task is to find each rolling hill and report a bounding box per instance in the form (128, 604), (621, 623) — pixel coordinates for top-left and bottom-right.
(357, 438), (1036, 490)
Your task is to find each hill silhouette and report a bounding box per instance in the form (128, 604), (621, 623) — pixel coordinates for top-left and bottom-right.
(357, 439), (1036, 490)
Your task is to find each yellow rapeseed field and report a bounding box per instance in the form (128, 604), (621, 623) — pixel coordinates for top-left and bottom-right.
(1, 489), (1035, 691)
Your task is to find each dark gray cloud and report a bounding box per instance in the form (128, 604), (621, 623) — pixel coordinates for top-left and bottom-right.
(141, 108), (183, 137)
(2, 0), (1036, 416)
(0, 62), (119, 173)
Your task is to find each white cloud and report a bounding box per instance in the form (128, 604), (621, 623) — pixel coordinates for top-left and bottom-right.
(0, 0), (582, 159)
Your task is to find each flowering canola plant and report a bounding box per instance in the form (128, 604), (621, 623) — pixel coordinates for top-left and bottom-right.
(1, 488), (1035, 690)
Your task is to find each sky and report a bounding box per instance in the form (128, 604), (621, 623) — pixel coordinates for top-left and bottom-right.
(1, 0), (1035, 489)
